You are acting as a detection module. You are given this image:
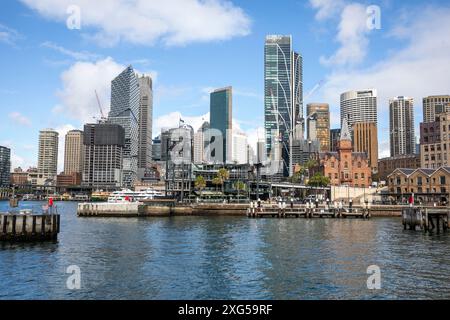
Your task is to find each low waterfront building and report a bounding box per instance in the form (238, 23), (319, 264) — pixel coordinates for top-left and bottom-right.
(317, 118), (372, 187)
(387, 167), (450, 204)
(378, 154), (421, 181)
(57, 172), (82, 187)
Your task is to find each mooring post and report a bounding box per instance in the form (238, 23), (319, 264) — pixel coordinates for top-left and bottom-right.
(22, 215), (26, 235)
(2, 215), (7, 235)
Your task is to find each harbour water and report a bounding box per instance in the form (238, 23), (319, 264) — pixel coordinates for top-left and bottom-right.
(0, 201), (449, 300)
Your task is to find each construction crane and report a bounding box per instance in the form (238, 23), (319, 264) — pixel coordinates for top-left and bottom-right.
(304, 79), (325, 102)
(95, 90), (107, 123)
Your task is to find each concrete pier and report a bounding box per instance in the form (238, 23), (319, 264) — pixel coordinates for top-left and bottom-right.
(0, 213), (60, 242)
(77, 203), (141, 217)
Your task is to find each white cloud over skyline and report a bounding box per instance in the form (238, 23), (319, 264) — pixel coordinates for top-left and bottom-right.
(20, 0), (251, 47)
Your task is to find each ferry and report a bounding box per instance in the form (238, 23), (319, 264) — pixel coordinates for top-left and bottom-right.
(107, 188), (163, 203)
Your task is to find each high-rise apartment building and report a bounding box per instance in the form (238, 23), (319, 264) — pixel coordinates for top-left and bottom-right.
(38, 129), (59, 181)
(340, 89), (378, 129)
(389, 96), (415, 157)
(306, 103), (330, 151)
(423, 95), (450, 123)
(138, 75), (153, 169)
(64, 130), (84, 175)
(0, 146), (11, 188)
(264, 35), (303, 177)
(353, 122), (379, 173)
(210, 87), (232, 164)
(83, 123), (125, 189)
(107, 66), (140, 188)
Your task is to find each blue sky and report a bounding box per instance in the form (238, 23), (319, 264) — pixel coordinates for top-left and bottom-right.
(1, 0), (450, 170)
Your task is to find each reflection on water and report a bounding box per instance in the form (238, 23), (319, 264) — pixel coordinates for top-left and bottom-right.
(0, 201), (449, 300)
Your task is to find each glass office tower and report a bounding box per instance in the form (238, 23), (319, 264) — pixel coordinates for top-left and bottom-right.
(264, 35), (303, 177)
(210, 87), (233, 164)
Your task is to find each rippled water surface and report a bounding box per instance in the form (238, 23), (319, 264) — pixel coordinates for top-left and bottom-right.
(0, 201), (449, 300)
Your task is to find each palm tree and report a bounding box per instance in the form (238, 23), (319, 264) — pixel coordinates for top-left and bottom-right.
(217, 168), (230, 196)
(235, 181), (247, 203)
(212, 177), (222, 193)
(194, 176), (206, 198)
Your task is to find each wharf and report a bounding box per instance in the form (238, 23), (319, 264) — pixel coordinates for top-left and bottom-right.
(0, 211), (60, 242)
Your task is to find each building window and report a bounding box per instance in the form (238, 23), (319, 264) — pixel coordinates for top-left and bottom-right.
(440, 176), (446, 185)
(344, 162), (348, 169)
(355, 173), (358, 179)
(358, 162), (362, 168)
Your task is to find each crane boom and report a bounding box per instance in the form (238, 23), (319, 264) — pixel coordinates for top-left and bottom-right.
(95, 90), (106, 119)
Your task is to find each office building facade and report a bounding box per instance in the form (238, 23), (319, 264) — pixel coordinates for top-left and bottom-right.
(64, 130), (84, 175)
(210, 87), (232, 164)
(353, 122), (379, 173)
(83, 123), (125, 189)
(108, 66), (140, 188)
(194, 122), (210, 164)
(264, 35), (303, 177)
(420, 112), (450, 169)
(306, 103), (330, 151)
(390, 96), (415, 157)
(138, 75), (153, 169)
(330, 129), (341, 152)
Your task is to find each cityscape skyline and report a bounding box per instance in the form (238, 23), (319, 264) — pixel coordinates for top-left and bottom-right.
(1, 0), (450, 171)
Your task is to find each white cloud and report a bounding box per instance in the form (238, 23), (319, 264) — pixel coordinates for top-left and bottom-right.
(54, 57), (126, 123)
(310, 5), (450, 141)
(8, 112), (32, 127)
(154, 112), (210, 137)
(0, 23), (22, 46)
(41, 41), (101, 61)
(20, 0), (251, 47)
(309, 0), (345, 21)
(320, 3), (370, 66)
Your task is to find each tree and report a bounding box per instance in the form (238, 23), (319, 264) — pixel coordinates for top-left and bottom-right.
(235, 181), (247, 203)
(217, 168), (230, 195)
(194, 176), (206, 197)
(308, 173), (330, 187)
(212, 177), (222, 193)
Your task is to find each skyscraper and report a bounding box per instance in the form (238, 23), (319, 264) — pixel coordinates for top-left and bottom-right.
(340, 89), (378, 129)
(210, 87), (232, 163)
(423, 95), (450, 123)
(0, 146), (11, 188)
(38, 129), (59, 181)
(353, 122), (379, 173)
(138, 75), (153, 169)
(108, 66), (140, 188)
(330, 129), (341, 152)
(83, 123), (125, 189)
(64, 130), (84, 175)
(232, 131), (248, 164)
(306, 103), (330, 151)
(264, 35), (303, 176)
(390, 96), (415, 157)
(194, 121), (210, 164)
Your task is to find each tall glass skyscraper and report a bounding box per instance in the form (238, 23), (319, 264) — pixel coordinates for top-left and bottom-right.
(108, 66), (140, 188)
(264, 35), (303, 177)
(210, 87), (232, 164)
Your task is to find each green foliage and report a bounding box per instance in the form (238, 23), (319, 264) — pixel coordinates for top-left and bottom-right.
(308, 173), (330, 187)
(194, 176), (206, 195)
